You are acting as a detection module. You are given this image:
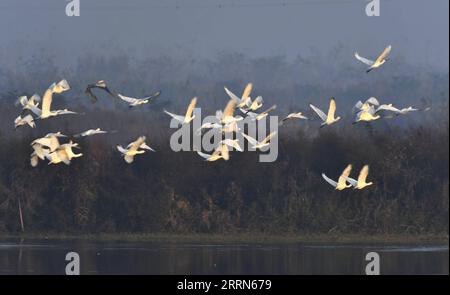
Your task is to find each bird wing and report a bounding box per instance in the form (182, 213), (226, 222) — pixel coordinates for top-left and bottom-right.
(117, 145), (128, 154)
(241, 133), (259, 146)
(262, 131), (277, 144)
(197, 151), (212, 160)
(238, 96), (252, 108)
(41, 88), (53, 115)
(327, 98), (337, 121)
(365, 97), (380, 106)
(309, 104), (327, 122)
(74, 130), (91, 138)
(220, 144), (229, 161)
(224, 87), (241, 102)
(358, 165), (370, 184)
(221, 139), (243, 152)
(295, 112), (308, 120)
(144, 90), (161, 101)
(23, 98), (42, 116)
(16, 96), (28, 107)
(400, 106), (418, 113)
(376, 45), (392, 63)
(117, 94), (139, 104)
(345, 177), (358, 187)
(140, 142), (155, 152)
(338, 164), (352, 186)
(30, 94), (41, 103)
(55, 109), (78, 115)
(30, 154), (39, 167)
(322, 173), (337, 188)
(185, 97), (197, 119)
(215, 110), (223, 120)
(375, 104), (401, 114)
(355, 52), (375, 66)
(232, 139), (243, 152)
(85, 86), (99, 103)
(32, 145), (49, 160)
(164, 110), (185, 123)
(367, 105), (378, 115)
(85, 81), (119, 103)
(23, 114), (35, 123)
(352, 101), (364, 113)
(241, 83), (253, 99)
(128, 136), (146, 153)
(57, 79), (70, 91)
(222, 99), (237, 119)
(14, 115), (22, 125)
(32, 137), (59, 152)
(253, 96), (263, 104)
(261, 104), (276, 115)
(45, 132), (66, 138)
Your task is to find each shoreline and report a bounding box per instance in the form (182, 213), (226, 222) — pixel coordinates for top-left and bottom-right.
(0, 233), (448, 245)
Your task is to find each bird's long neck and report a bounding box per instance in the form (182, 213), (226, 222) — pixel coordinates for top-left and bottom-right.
(41, 88), (54, 112)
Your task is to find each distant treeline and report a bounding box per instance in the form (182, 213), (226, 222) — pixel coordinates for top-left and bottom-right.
(0, 52), (448, 234)
(0, 116), (448, 234)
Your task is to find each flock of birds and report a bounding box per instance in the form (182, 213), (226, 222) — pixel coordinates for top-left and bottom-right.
(12, 45), (429, 190)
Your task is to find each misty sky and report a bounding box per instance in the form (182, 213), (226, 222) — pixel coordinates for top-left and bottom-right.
(0, 0), (448, 71)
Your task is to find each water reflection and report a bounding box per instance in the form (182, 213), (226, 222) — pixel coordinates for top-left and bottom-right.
(0, 240), (448, 275)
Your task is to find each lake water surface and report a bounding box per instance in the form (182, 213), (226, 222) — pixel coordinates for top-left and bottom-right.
(0, 240), (448, 275)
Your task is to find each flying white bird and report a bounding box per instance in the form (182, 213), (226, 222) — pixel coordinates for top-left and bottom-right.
(321, 164), (353, 190)
(40, 80), (70, 117)
(46, 141), (83, 165)
(31, 132), (66, 153)
(15, 94), (42, 118)
(353, 107), (382, 123)
(309, 98), (341, 127)
(383, 105), (419, 115)
(117, 136), (154, 164)
(241, 131), (277, 150)
(247, 105), (277, 121)
(352, 97), (380, 114)
(14, 114), (36, 129)
(39, 79), (76, 119)
(53, 109), (79, 116)
(74, 128), (109, 138)
(355, 45), (392, 73)
(164, 97), (197, 125)
(16, 94), (40, 108)
(117, 90), (161, 108)
(279, 112), (308, 125)
(196, 143), (230, 162)
(345, 165), (374, 189)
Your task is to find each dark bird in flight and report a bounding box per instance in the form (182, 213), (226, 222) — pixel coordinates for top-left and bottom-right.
(85, 80), (118, 103)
